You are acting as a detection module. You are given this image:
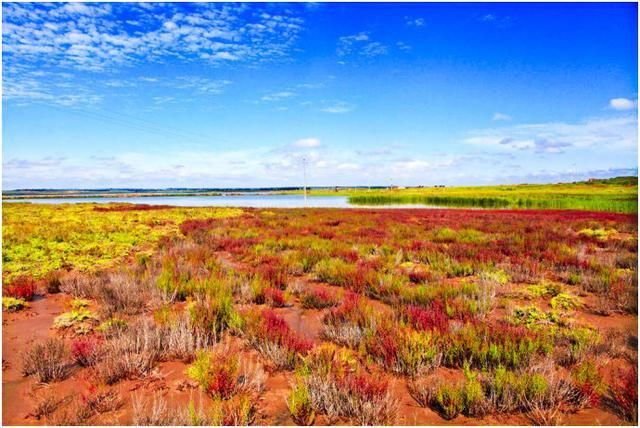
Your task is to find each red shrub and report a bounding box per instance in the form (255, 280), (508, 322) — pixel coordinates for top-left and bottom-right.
(408, 269), (430, 284)
(337, 371), (388, 401)
(261, 309), (312, 354)
(366, 326), (399, 369)
(300, 287), (337, 309)
(256, 256), (288, 289)
(208, 367), (237, 399)
(179, 218), (217, 235)
(71, 337), (101, 367)
(4, 275), (37, 301)
(403, 302), (449, 333)
(265, 287), (287, 307)
(318, 230), (336, 240)
(326, 292), (370, 327)
(610, 367), (638, 422)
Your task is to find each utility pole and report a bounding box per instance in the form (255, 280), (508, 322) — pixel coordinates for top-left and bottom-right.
(302, 157), (308, 207)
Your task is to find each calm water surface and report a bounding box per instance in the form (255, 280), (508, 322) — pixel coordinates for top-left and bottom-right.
(4, 194), (447, 209)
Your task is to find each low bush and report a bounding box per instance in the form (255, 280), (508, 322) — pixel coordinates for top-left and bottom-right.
(401, 302), (449, 333)
(299, 287), (338, 309)
(59, 272), (98, 298)
(365, 325), (441, 376)
(131, 393), (185, 425)
(527, 280), (563, 298)
(93, 320), (163, 384)
(187, 291), (242, 342)
(244, 309), (312, 370)
(481, 362), (577, 425)
(97, 317), (128, 338)
(550, 293), (582, 311)
(570, 360), (605, 408)
(53, 306), (97, 335)
(410, 366), (487, 419)
(22, 337), (70, 383)
(96, 271), (147, 316)
(441, 322), (550, 370)
(70, 337), (102, 367)
(45, 270), (63, 294)
(287, 383), (315, 425)
(424, 380), (465, 420)
(2, 296), (28, 312)
(158, 311), (216, 362)
(296, 344), (397, 425)
(186, 348), (265, 401)
(264, 287), (287, 307)
(4, 275), (37, 301)
(322, 292), (378, 348)
(28, 390), (72, 421)
(209, 393), (258, 426)
(82, 387), (123, 414)
(608, 366), (638, 422)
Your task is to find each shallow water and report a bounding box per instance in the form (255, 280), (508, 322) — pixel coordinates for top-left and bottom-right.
(3, 194), (448, 209)
(3, 194), (351, 208)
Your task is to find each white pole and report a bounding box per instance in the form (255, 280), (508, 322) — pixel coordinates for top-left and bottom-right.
(303, 157), (307, 207)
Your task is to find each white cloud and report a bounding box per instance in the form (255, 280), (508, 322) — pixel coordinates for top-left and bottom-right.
(3, 3), (305, 73)
(406, 17), (425, 27)
(361, 42), (388, 57)
(261, 91), (297, 102)
(337, 32), (386, 58)
(492, 112), (512, 121)
(293, 138), (321, 148)
(609, 98), (637, 111)
(465, 115), (637, 153)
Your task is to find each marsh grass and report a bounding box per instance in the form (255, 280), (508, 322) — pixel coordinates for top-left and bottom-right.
(349, 194), (637, 213)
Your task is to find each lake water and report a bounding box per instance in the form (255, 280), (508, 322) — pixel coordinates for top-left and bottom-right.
(3, 194), (446, 209)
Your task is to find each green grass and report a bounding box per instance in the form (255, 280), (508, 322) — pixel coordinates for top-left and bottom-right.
(300, 177), (638, 213)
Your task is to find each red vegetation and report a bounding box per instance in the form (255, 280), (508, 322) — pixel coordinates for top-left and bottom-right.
(70, 337), (101, 367)
(337, 372), (389, 401)
(403, 302), (449, 333)
(206, 354), (238, 399)
(255, 256), (288, 289)
(609, 366), (638, 421)
(300, 287), (337, 309)
(4, 275), (38, 301)
(264, 287), (287, 307)
(366, 325), (400, 369)
(260, 309), (313, 354)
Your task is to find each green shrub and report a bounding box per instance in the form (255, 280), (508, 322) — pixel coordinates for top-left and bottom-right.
(53, 308), (96, 334)
(430, 382), (465, 420)
(287, 382), (315, 425)
(550, 293), (581, 311)
(527, 281), (563, 298)
(186, 350), (239, 399)
(2, 296), (28, 312)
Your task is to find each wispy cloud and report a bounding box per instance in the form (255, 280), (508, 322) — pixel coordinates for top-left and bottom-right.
(492, 112), (512, 121)
(337, 31), (387, 58)
(261, 91), (297, 102)
(320, 101), (354, 114)
(465, 115), (637, 153)
(405, 17), (425, 27)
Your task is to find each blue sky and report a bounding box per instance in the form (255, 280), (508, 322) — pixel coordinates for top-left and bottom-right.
(2, 2), (638, 189)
